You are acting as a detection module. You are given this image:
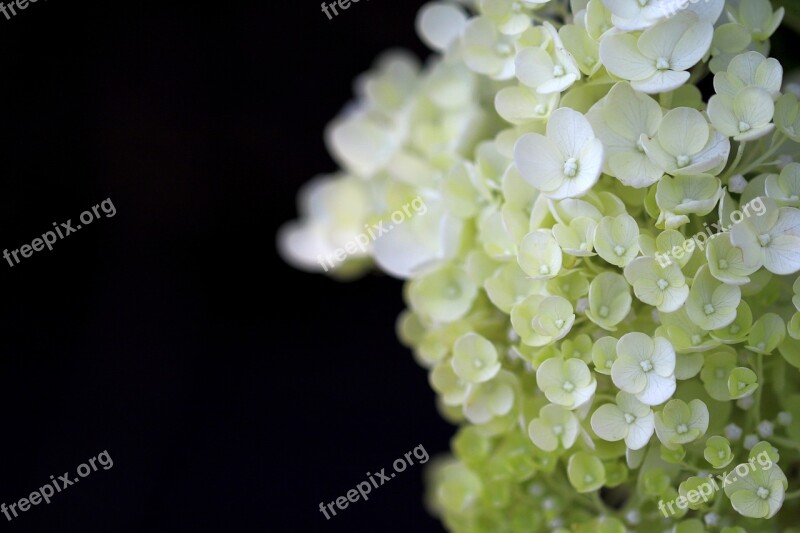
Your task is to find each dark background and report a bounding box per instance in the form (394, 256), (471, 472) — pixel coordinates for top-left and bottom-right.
(0, 1), (453, 531)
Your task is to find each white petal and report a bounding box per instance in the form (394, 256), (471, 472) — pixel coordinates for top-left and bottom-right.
(549, 138), (604, 199)
(764, 235), (800, 275)
(600, 33), (656, 81)
(670, 20), (714, 71)
(637, 372), (676, 405)
(631, 70), (690, 94)
(547, 107), (597, 158)
(516, 47), (555, 89)
(611, 358), (647, 393)
(416, 2), (468, 52)
(651, 336), (677, 376)
(591, 404), (628, 441)
(625, 411), (655, 450)
(514, 133), (566, 192)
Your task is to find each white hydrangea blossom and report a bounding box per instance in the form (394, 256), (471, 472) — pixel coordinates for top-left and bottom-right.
(280, 1), (800, 528)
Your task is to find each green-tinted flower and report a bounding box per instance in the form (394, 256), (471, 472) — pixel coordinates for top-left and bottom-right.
(567, 451), (606, 493)
(461, 16), (517, 80)
(463, 370), (518, 424)
(745, 312), (786, 354)
(514, 107), (604, 199)
(611, 332), (676, 406)
(706, 233), (761, 286)
(750, 441), (779, 464)
(775, 92), (800, 142)
(409, 265), (479, 322)
(704, 435), (734, 468)
(624, 256), (689, 312)
(642, 107), (730, 178)
(515, 23), (581, 94)
(723, 461), (788, 518)
(430, 360), (470, 406)
(587, 82), (664, 188)
(485, 262), (544, 313)
(586, 272), (632, 331)
(592, 336), (618, 375)
(679, 476), (718, 510)
(510, 294), (550, 346)
(714, 51), (783, 101)
(708, 86), (775, 142)
(727, 0), (785, 42)
(730, 197), (800, 275)
(536, 356), (597, 409)
(452, 333), (502, 384)
(560, 334), (593, 363)
(656, 173), (723, 229)
(528, 403), (580, 452)
(594, 213), (640, 267)
(599, 13), (713, 94)
(547, 270), (590, 302)
(591, 391), (655, 449)
(700, 347), (737, 401)
(654, 398), (710, 448)
(517, 229), (563, 279)
(686, 265), (742, 331)
(712, 300), (753, 344)
(658, 307), (720, 352)
(728, 367), (758, 399)
(766, 163), (800, 207)
(552, 217), (597, 256)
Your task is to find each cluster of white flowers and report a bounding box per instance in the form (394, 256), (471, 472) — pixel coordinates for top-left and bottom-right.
(280, 0), (800, 531)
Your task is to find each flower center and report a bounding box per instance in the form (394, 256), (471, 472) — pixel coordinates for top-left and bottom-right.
(614, 245), (626, 256)
(730, 324), (740, 334)
(624, 413), (636, 424)
(553, 424), (563, 436)
(555, 319), (565, 329)
(540, 265), (550, 275)
(562, 381), (575, 392)
(718, 259), (729, 270)
(758, 233), (771, 246)
(739, 121), (751, 133)
(563, 157), (579, 177)
(656, 57), (670, 70)
(640, 360), (653, 372)
(677, 154), (691, 168)
(474, 359), (484, 369)
(446, 284), (461, 298)
(638, 0), (649, 6)
(718, 450), (727, 459)
(599, 305), (609, 318)
(657, 278), (669, 290)
(636, 138), (646, 153)
(715, 368), (726, 379)
(704, 304), (716, 315)
(495, 43), (513, 57)
(676, 423), (689, 434)
(757, 487), (770, 500)
(553, 64), (566, 77)
(535, 104), (547, 115)
(691, 334), (703, 345)
(584, 474), (594, 483)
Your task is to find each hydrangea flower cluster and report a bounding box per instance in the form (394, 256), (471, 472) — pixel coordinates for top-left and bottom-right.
(279, 0), (800, 530)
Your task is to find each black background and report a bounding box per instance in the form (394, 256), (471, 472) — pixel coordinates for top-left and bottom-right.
(0, 0), (452, 531)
